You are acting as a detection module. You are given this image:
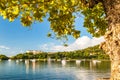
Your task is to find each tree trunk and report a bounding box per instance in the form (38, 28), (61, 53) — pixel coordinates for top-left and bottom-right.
(101, 0), (120, 80)
(103, 24), (120, 80)
(106, 23), (120, 80)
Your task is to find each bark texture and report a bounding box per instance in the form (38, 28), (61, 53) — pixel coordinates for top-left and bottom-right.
(101, 0), (120, 80)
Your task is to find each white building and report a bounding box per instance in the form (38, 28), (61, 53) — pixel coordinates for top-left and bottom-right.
(26, 50), (43, 55)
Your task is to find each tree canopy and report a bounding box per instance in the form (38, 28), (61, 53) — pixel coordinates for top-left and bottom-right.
(0, 0), (108, 39)
(0, 54), (8, 60)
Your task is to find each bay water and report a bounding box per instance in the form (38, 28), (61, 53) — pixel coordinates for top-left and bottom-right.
(0, 60), (110, 80)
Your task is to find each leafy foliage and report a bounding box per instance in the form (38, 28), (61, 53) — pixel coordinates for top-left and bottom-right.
(12, 52), (47, 59)
(0, 0), (108, 39)
(82, 3), (108, 37)
(49, 45), (109, 60)
(0, 54), (9, 60)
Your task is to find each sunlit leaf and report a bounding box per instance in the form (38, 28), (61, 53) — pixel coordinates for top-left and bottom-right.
(0, 0), (107, 39)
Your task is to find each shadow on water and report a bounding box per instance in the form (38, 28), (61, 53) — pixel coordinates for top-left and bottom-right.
(0, 60), (110, 80)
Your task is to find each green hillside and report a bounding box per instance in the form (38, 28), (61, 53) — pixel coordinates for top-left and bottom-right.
(11, 45), (109, 60)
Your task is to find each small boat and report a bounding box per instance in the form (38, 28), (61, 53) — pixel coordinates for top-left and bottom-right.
(92, 60), (101, 64)
(61, 60), (66, 65)
(76, 60), (81, 64)
(8, 59), (11, 62)
(47, 57), (51, 62)
(20, 59), (23, 61)
(25, 60), (29, 64)
(31, 59), (36, 62)
(16, 60), (19, 63)
(97, 60), (101, 63)
(57, 59), (61, 61)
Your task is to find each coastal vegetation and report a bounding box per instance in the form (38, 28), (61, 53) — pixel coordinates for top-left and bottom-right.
(11, 45), (109, 60)
(0, 54), (9, 60)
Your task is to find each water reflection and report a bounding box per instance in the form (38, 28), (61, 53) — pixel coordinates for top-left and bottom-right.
(23, 60), (111, 78)
(25, 60), (29, 74)
(32, 61), (35, 73)
(0, 60), (110, 80)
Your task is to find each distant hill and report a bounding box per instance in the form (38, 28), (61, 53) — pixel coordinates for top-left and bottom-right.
(11, 45), (109, 60)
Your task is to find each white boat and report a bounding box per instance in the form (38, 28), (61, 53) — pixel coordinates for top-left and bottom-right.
(8, 59), (11, 62)
(31, 59), (36, 62)
(47, 57), (51, 62)
(76, 60), (81, 64)
(16, 60), (19, 63)
(61, 60), (66, 65)
(92, 60), (101, 64)
(57, 59), (61, 61)
(25, 60), (29, 64)
(97, 60), (101, 63)
(20, 59), (23, 61)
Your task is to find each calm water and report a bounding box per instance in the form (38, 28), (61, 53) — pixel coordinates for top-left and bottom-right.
(0, 60), (110, 80)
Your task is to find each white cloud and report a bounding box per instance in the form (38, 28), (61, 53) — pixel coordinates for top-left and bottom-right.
(0, 45), (10, 56)
(40, 36), (105, 52)
(0, 45), (10, 50)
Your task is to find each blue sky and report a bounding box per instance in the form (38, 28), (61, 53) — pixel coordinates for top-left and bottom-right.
(0, 16), (104, 56)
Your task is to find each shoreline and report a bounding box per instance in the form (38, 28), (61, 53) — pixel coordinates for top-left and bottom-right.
(3, 59), (110, 62)
(97, 78), (110, 80)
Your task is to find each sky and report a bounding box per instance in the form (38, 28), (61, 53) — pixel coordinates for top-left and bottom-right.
(0, 16), (105, 56)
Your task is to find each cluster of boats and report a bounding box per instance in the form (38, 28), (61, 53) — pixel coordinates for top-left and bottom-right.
(1, 59), (101, 66)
